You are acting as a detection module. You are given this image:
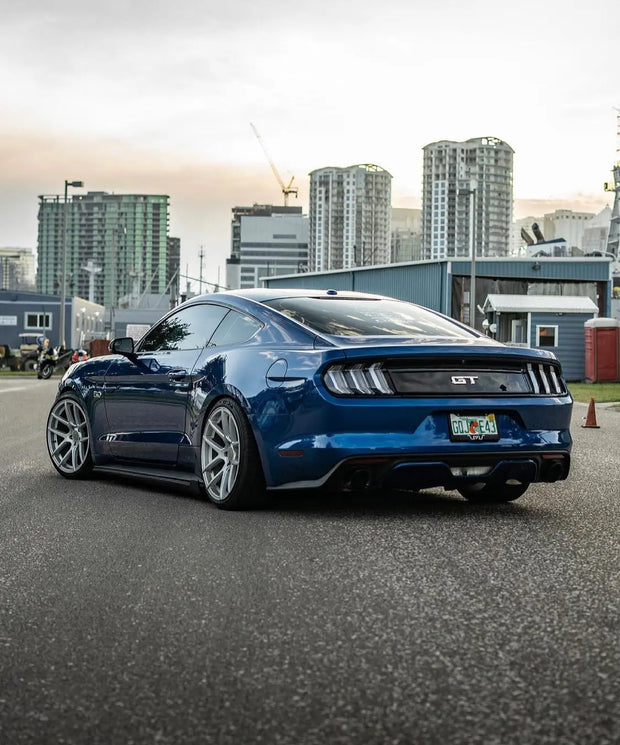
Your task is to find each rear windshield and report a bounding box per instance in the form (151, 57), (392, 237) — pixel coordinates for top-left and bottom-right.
(264, 297), (476, 338)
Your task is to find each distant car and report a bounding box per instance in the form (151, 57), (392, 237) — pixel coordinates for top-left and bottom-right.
(16, 332), (43, 372)
(45, 289), (572, 509)
(71, 349), (89, 363)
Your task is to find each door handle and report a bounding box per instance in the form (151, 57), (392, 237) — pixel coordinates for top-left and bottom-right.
(167, 369), (189, 381)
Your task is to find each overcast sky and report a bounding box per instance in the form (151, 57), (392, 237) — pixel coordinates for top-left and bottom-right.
(1, 0), (618, 289)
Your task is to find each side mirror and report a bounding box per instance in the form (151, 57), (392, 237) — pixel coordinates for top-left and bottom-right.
(109, 337), (135, 356)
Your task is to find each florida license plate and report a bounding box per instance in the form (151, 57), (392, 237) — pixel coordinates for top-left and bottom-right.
(449, 413), (499, 442)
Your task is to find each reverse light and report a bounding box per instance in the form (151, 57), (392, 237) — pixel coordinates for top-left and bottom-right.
(324, 362), (394, 396)
(526, 363), (566, 395)
(450, 465), (492, 478)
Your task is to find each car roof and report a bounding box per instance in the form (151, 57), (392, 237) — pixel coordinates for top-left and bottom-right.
(195, 288), (390, 304)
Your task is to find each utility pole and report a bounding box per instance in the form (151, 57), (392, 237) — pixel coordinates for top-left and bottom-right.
(59, 179), (83, 348)
(199, 246), (205, 293)
(469, 185), (477, 327)
(82, 259), (102, 303)
(458, 179), (477, 328)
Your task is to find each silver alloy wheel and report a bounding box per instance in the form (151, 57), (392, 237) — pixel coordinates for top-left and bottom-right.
(201, 405), (241, 501)
(47, 398), (90, 474)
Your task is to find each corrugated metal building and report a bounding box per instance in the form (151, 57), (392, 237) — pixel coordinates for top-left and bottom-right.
(264, 257), (612, 381)
(264, 257), (612, 321)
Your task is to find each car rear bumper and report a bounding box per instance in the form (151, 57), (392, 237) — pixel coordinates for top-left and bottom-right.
(268, 449), (571, 492)
(263, 398), (572, 488)
(248, 385), (573, 490)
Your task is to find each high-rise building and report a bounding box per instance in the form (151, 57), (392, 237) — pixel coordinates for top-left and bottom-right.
(391, 208), (422, 263)
(226, 204), (308, 290)
(309, 164), (392, 272)
(422, 137), (513, 260)
(37, 191), (171, 307)
(0, 247), (36, 290)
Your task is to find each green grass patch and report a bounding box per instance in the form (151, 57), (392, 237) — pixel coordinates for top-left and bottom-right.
(567, 382), (620, 403)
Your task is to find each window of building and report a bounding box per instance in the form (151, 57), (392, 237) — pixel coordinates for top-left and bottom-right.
(25, 312), (52, 330)
(536, 325), (558, 348)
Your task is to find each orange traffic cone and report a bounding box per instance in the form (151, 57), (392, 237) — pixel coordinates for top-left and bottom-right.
(581, 397), (600, 428)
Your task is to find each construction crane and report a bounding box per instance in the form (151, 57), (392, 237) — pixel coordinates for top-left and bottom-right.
(250, 122), (298, 206)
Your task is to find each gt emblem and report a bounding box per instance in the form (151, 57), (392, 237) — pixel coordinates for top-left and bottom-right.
(451, 375), (479, 385)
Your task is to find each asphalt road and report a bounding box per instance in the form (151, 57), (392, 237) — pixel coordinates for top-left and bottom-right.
(0, 377), (618, 745)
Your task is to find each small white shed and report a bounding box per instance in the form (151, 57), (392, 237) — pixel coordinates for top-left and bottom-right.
(482, 294), (599, 381)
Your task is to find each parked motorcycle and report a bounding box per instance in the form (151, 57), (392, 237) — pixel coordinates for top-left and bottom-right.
(37, 346), (77, 379)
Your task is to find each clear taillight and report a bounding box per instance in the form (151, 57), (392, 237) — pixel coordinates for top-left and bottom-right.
(324, 362), (394, 396)
(526, 363), (566, 395)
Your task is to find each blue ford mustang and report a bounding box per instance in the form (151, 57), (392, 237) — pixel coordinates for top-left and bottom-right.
(45, 289), (572, 509)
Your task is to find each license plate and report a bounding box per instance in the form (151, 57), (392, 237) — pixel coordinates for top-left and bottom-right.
(449, 413), (499, 442)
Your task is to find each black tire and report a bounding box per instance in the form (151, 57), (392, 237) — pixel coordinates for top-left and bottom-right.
(46, 393), (94, 479)
(200, 398), (265, 510)
(458, 481), (529, 503)
(23, 359), (37, 372)
(39, 362), (54, 380)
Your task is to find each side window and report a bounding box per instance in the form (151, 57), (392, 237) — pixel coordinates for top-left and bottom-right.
(140, 304), (228, 352)
(209, 310), (263, 347)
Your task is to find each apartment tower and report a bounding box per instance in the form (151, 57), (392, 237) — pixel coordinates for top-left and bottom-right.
(37, 191), (174, 307)
(422, 137), (514, 260)
(309, 164), (392, 272)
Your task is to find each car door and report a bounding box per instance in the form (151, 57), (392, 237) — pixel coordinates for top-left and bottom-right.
(102, 303), (229, 463)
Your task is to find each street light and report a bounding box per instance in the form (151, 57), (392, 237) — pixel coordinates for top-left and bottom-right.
(458, 179), (477, 328)
(59, 179), (84, 348)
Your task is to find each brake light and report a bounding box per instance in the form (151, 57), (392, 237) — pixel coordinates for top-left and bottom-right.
(526, 363), (566, 395)
(324, 362), (394, 396)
